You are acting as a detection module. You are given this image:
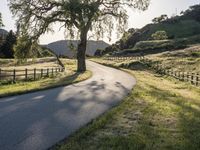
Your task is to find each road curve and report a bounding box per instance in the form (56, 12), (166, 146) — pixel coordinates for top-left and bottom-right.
(0, 61), (136, 150)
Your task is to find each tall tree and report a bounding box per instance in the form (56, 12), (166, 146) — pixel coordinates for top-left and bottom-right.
(0, 13), (4, 28)
(1, 30), (16, 58)
(9, 0), (150, 72)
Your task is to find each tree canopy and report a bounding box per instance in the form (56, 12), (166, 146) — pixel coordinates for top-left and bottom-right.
(9, 0), (150, 71)
(152, 14), (168, 24)
(181, 4), (200, 22)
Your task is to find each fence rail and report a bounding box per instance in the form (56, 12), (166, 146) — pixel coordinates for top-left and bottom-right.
(0, 67), (65, 82)
(103, 56), (200, 87)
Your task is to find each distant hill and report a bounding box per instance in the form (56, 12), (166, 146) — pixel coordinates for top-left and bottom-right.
(45, 40), (109, 58)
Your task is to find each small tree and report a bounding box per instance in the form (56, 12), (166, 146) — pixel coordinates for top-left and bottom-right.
(14, 33), (34, 63)
(151, 31), (168, 40)
(9, 0), (150, 72)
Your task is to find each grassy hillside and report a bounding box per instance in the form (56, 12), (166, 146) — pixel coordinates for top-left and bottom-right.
(98, 4), (200, 56)
(140, 20), (200, 40)
(111, 35), (200, 56)
(98, 20), (200, 56)
(102, 44), (200, 73)
(146, 44), (200, 73)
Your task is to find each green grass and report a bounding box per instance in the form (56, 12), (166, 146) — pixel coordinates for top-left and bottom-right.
(54, 58), (200, 150)
(0, 59), (92, 98)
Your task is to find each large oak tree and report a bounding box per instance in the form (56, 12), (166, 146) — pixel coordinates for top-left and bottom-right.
(9, 0), (150, 72)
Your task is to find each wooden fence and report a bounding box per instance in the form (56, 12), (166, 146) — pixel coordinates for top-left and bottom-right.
(0, 67), (65, 82)
(104, 56), (200, 87)
(104, 56), (144, 61)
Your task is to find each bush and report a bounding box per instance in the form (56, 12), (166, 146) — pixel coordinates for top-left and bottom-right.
(151, 30), (168, 40)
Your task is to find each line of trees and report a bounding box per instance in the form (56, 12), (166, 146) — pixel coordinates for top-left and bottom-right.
(0, 31), (54, 60)
(0, 13), (17, 58)
(0, 12), (54, 61)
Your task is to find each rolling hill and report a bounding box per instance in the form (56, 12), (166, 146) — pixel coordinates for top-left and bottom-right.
(46, 40), (110, 58)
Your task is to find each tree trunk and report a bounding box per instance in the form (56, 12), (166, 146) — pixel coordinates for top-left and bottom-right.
(46, 48), (65, 68)
(77, 30), (87, 72)
(55, 55), (65, 68)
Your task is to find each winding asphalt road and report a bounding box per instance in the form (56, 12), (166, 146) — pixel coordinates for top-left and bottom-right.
(0, 61), (136, 150)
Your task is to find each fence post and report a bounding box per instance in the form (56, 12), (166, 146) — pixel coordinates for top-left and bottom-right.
(175, 71), (177, 78)
(13, 69), (16, 82)
(52, 68), (54, 76)
(34, 68), (36, 80)
(182, 72), (185, 81)
(25, 68), (28, 81)
(197, 73), (199, 86)
(47, 68), (49, 76)
(41, 69), (43, 78)
(191, 73), (194, 84)
(186, 72), (189, 82)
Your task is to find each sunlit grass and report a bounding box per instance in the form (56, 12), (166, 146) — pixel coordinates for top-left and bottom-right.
(55, 58), (200, 150)
(0, 59), (92, 98)
(147, 44), (200, 72)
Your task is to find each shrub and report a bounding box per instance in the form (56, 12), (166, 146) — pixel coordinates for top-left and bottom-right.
(151, 30), (168, 40)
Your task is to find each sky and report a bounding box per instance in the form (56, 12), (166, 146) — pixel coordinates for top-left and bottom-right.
(0, 0), (200, 44)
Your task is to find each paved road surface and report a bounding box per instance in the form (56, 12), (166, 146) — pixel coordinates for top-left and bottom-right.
(0, 61), (136, 150)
